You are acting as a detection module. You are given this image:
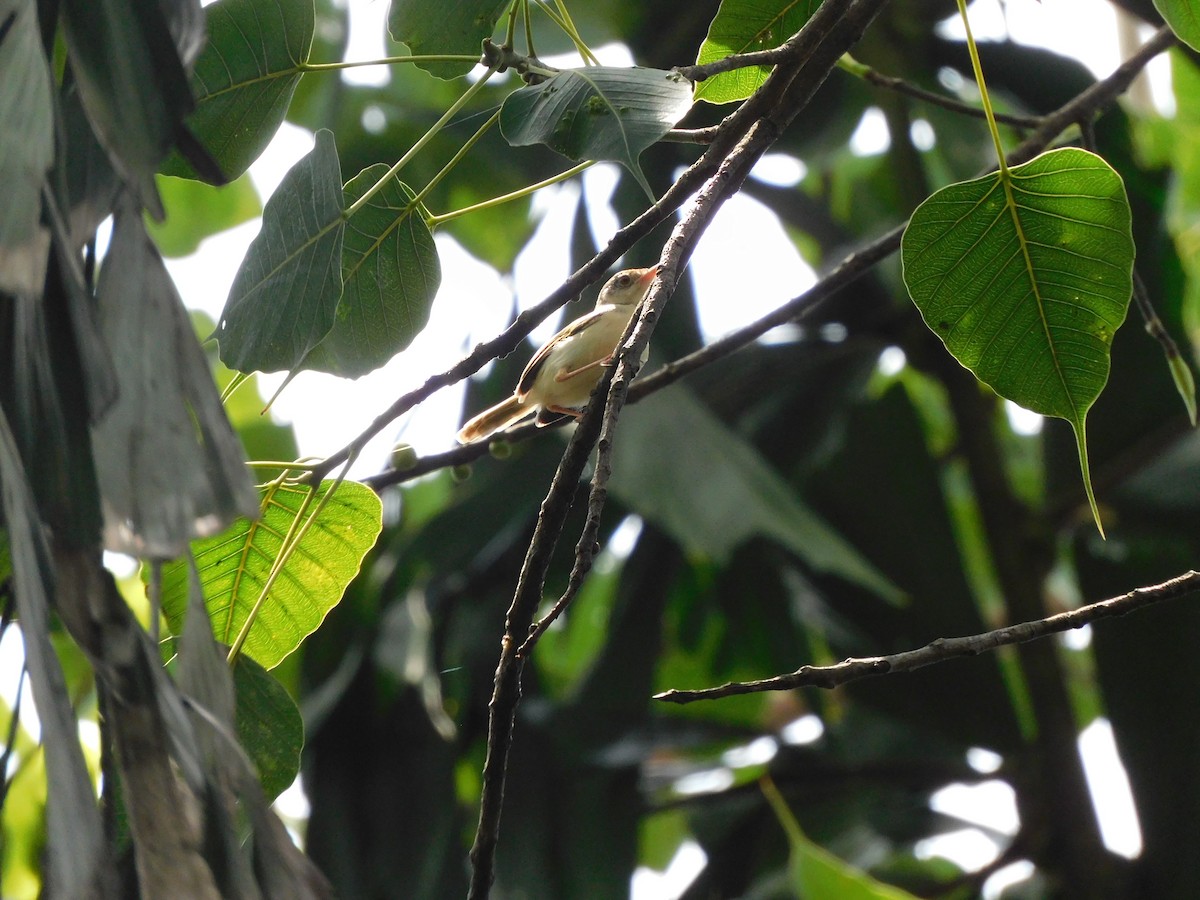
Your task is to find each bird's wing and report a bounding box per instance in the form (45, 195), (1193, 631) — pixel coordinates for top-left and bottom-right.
(517, 305), (612, 399)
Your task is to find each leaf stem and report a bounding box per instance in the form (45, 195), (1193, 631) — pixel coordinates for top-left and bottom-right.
(344, 66), (499, 220)
(956, 0), (1009, 175)
(426, 160), (594, 226)
(300, 54), (482, 73)
(408, 111), (502, 215)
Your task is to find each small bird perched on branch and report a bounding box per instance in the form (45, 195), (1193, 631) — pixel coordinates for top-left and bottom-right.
(456, 265), (659, 444)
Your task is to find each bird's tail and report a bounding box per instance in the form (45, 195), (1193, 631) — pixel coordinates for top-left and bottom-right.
(456, 396), (532, 443)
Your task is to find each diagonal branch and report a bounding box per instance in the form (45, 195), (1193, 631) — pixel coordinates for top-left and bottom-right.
(466, 0), (891, 895)
(653, 570), (1200, 703)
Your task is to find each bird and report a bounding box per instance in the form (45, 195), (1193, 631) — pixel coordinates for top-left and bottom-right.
(456, 265), (659, 443)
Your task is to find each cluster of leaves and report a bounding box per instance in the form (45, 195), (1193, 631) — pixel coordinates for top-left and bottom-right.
(5, 0), (1200, 897)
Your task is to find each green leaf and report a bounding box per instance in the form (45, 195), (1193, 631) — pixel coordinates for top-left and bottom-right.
(60, 0), (200, 215)
(163, 0), (315, 182)
(93, 204), (260, 557)
(902, 147), (1134, 534)
(693, 0), (821, 105)
(1154, 0), (1200, 51)
(234, 656), (303, 800)
(761, 777), (921, 900)
(500, 66), (693, 198)
(302, 165), (441, 377)
(0, 0), (53, 294)
(387, 0), (507, 79)
(147, 173), (262, 258)
(612, 386), (902, 603)
(160, 479), (382, 669)
(216, 128), (345, 373)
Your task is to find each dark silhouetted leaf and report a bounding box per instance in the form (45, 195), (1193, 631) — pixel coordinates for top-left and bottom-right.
(216, 129), (345, 373)
(500, 66), (693, 197)
(302, 165), (440, 377)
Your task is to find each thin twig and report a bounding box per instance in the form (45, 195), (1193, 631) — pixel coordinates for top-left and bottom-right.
(857, 65), (1044, 129)
(654, 570), (1200, 703)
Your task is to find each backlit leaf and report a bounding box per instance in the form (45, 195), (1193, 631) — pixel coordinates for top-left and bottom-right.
(693, 0), (821, 105)
(160, 480), (383, 668)
(902, 148), (1134, 533)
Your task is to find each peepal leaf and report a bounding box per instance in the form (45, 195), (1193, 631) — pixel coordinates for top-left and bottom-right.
(902, 147), (1134, 532)
(387, 0), (508, 79)
(163, 0), (315, 181)
(612, 385), (901, 603)
(216, 129), (345, 373)
(93, 204), (259, 557)
(160, 480), (383, 669)
(302, 165), (441, 377)
(693, 0), (822, 104)
(1155, 0), (1200, 51)
(500, 66), (693, 198)
(762, 779), (921, 900)
(234, 656), (304, 801)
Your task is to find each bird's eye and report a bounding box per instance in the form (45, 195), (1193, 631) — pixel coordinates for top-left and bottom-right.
(617, 274), (631, 287)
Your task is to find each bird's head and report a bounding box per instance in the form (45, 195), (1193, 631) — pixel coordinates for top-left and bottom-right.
(599, 265), (658, 307)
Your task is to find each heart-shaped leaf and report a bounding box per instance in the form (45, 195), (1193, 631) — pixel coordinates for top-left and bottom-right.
(387, 0), (508, 79)
(902, 147), (1134, 533)
(216, 128), (345, 373)
(162, 0), (315, 181)
(159, 479), (383, 669)
(500, 66), (693, 198)
(301, 165), (441, 377)
(693, 0), (822, 105)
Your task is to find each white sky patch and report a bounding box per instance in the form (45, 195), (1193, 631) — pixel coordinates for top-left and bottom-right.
(780, 713), (825, 745)
(938, 0), (1121, 80)
(631, 841), (707, 900)
(721, 735), (778, 769)
(849, 106), (890, 157)
(931, 779), (1021, 835)
(983, 860), (1037, 898)
(687, 192), (816, 343)
(1079, 718), (1143, 858)
(967, 746), (1004, 774)
(752, 153), (807, 187)
(1004, 400), (1043, 436)
(342, 0), (389, 87)
(915, 827), (1003, 871)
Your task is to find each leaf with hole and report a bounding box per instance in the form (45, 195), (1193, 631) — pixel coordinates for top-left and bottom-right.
(902, 147), (1134, 533)
(301, 165), (441, 377)
(500, 66), (693, 198)
(159, 479), (383, 669)
(162, 0), (315, 181)
(216, 129), (345, 373)
(693, 0), (821, 105)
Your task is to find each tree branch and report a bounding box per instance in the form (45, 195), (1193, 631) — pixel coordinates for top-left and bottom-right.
(653, 570), (1200, 703)
(466, 0), (892, 894)
(364, 25), (1176, 496)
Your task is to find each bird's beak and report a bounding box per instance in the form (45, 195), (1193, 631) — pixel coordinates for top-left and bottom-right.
(640, 265), (659, 284)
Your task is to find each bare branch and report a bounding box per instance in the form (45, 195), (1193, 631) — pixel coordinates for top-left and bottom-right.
(654, 570), (1200, 704)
